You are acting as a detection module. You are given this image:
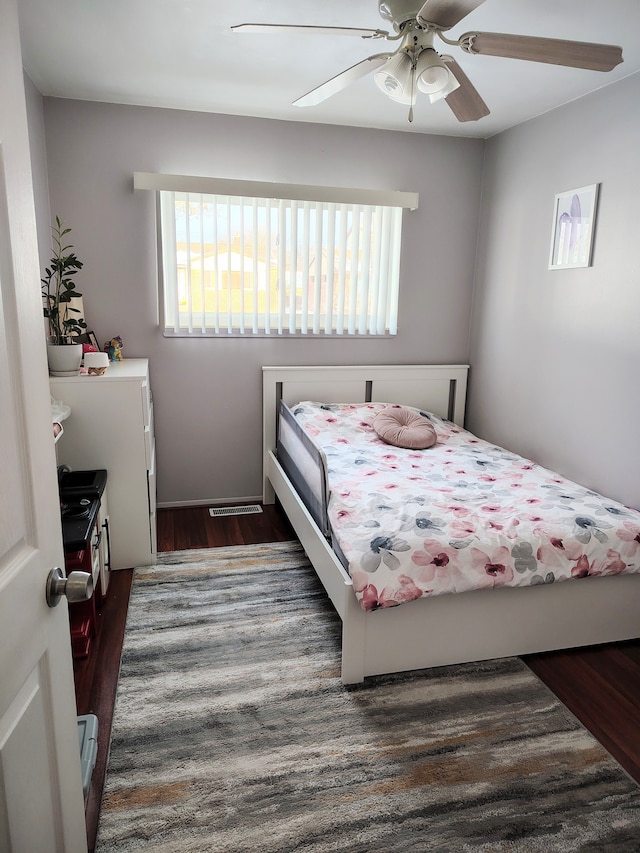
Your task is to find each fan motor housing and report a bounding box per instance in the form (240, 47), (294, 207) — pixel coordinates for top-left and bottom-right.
(378, 1), (423, 30)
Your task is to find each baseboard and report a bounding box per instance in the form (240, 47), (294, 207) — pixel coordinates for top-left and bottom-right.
(157, 495), (263, 509)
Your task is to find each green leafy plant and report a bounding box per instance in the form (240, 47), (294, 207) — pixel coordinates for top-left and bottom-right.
(41, 215), (87, 343)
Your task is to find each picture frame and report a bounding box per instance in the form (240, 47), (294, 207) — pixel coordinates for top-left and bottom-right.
(73, 330), (100, 351)
(549, 183), (599, 270)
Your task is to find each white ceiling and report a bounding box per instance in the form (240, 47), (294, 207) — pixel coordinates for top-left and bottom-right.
(17, 0), (640, 138)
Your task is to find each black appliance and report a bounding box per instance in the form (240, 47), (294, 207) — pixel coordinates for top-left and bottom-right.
(58, 468), (107, 552)
(58, 468), (109, 659)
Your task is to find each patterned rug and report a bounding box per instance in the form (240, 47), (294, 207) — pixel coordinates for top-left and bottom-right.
(96, 541), (640, 852)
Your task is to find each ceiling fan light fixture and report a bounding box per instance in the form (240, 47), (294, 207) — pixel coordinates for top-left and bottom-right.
(415, 48), (460, 102)
(426, 71), (460, 103)
(374, 51), (415, 104)
(418, 65), (448, 93)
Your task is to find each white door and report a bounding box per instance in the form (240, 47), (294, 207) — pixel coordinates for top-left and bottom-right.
(0, 0), (88, 849)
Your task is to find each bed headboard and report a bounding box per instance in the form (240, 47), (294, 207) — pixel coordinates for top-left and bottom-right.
(262, 364), (469, 500)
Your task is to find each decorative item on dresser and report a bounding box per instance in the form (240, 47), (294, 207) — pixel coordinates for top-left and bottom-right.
(50, 358), (156, 569)
(104, 336), (124, 361)
(41, 215), (87, 376)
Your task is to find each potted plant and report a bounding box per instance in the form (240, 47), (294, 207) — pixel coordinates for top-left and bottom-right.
(42, 216), (87, 375)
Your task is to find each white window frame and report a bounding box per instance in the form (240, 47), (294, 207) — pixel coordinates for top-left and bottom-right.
(134, 173), (418, 338)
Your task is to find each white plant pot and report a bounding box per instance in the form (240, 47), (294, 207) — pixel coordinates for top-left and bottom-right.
(47, 342), (83, 377)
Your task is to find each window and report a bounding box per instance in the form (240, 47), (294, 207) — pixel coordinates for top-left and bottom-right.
(134, 173), (418, 337)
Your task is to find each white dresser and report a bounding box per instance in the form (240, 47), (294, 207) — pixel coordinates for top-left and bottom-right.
(50, 358), (157, 569)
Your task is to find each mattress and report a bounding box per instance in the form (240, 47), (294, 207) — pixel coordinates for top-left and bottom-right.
(277, 400), (640, 612)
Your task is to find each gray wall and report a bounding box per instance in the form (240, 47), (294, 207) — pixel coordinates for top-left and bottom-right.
(42, 100), (484, 504)
(467, 73), (640, 509)
(23, 73), (51, 275)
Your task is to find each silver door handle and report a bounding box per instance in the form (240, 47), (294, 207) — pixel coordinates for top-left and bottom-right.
(46, 567), (94, 608)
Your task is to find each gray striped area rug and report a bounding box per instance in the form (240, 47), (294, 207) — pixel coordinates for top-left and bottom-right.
(96, 541), (640, 852)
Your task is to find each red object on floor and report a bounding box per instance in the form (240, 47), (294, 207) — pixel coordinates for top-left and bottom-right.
(65, 545), (102, 659)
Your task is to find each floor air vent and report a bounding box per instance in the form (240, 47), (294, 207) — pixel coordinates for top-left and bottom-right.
(209, 504), (263, 517)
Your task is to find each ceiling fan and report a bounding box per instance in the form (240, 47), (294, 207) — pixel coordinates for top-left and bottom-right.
(232, 0), (623, 123)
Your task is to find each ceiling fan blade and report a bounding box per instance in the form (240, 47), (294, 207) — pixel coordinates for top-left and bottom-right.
(231, 23), (390, 40)
(293, 54), (391, 107)
(443, 58), (490, 122)
(461, 32), (623, 71)
(416, 0), (487, 30)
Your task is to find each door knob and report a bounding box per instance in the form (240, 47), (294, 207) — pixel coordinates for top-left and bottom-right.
(46, 567), (94, 608)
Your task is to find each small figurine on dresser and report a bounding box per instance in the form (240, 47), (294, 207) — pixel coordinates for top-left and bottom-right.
(104, 336), (124, 361)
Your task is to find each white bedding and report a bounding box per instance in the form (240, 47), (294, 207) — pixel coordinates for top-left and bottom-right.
(288, 401), (640, 612)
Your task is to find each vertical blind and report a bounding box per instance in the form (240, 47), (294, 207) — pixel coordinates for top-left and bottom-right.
(158, 189), (406, 337)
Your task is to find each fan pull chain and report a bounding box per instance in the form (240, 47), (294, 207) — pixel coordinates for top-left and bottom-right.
(408, 54), (417, 123)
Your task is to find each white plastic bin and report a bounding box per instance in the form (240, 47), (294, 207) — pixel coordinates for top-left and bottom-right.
(77, 714), (98, 800)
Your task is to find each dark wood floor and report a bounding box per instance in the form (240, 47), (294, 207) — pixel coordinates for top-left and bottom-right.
(75, 502), (640, 851)
(74, 568), (133, 852)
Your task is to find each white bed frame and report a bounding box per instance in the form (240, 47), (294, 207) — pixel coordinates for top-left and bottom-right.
(262, 365), (640, 684)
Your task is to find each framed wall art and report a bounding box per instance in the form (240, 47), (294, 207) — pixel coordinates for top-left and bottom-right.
(549, 183), (599, 270)
(73, 330), (100, 351)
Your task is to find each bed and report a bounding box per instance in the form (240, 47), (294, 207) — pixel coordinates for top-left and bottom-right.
(262, 365), (640, 684)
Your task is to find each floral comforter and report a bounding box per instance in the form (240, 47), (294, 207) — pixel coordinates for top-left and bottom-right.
(290, 401), (640, 612)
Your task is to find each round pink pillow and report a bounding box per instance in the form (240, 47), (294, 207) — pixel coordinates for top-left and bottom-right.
(373, 406), (437, 449)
